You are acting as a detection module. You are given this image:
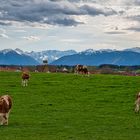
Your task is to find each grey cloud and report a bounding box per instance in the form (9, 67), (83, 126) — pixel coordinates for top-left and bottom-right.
(0, 22), (12, 26)
(67, 0), (96, 2)
(50, 0), (63, 1)
(125, 14), (140, 26)
(134, 0), (140, 5)
(0, 0), (82, 26)
(80, 5), (116, 16)
(129, 15), (140, 22)
(105, 31), (127, 34)
(0, 0), (117, 27)
(45, 17), (83, 26)
(126, 27), (140, 32)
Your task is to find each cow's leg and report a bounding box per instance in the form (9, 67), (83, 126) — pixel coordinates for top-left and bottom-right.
(25, 80), (27, 86)
(0, 114), (3, 125)
(3, 114), (8, 125)
(24, 80), (26, 87)
(22, 79), (26, 87)
(21, 79), (24, 86)
(0, 113), (7, 125)
(26, 79), (28, 86)
(135, 103), (139, 113)
(25, 79), (28, 86)
(4, 113), (10, 125)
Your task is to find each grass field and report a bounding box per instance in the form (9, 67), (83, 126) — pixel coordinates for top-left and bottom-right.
(1, 72), (140, 140)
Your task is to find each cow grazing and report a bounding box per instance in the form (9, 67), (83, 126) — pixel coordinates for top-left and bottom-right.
(0, 95), (12, 125)
(75, 64), (89, 75)
(22, 72), (30, 87)
(135, 92), (140, 113)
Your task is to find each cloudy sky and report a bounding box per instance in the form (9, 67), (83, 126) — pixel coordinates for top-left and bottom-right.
(0, 0), (140, 52)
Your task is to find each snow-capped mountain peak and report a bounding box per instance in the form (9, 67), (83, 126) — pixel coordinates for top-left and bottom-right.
(83, 49), (96, 53)
(80, 48), (116, 55)
(15, 48), (25, 55)
(1, 48), (27, 55)
(1, 49), (13, 54)
(124, 47), (140, 53)
(28, 49), (77, 63)
(98, 49), (116, 52)
(0, 48), (40, 65)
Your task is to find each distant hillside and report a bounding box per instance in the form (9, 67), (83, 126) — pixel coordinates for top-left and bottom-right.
(0, 49), (39, 65)
(51, 50), (140, 66)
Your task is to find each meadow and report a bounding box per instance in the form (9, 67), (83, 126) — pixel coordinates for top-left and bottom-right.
(0, 71), (140, 140)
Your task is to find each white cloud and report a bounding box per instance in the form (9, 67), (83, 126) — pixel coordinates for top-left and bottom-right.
(22, 36), (40, 41)
(0, 33), (9, 38)
(14, 29), (26, 33)
(0, 0), (139, 52)
(0, 28), (6, 33)
(0, 28), (9, 38)
(60, 38), (81, 43)
(93, 43), (119, 50)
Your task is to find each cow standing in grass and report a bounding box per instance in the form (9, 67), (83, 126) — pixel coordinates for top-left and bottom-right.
(22, 72), (30, 87)
(75, 64), (89, 75)
(0, 95), (12, 125)
(135, 92), (140, 113)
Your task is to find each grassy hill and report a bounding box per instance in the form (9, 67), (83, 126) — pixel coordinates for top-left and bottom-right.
(0, 72), (140, 140)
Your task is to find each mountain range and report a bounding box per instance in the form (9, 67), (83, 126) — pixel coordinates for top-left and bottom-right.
(51, 49), (140, 66)
(27, 50), (77, 63)
(1, 47), (140, 66)
(0, 49), (39, 65)
(0, 48), (77, 65)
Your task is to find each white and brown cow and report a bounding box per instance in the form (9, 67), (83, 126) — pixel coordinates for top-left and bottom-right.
(75, 64), (89, 75)
(0, 95), (12, 125)
(135, 92), (140, 113)
(21, 72), (30, 87)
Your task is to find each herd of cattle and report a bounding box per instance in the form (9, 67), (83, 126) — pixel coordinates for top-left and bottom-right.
(0, 64), (140, 125)
(0, 71), (30, 125)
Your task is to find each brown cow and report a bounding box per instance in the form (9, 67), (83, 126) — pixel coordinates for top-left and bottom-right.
(75, 64), (89, 75)
(135, 92), (140, 113)
(0, 95), (12, 125)
(21, 72), (30, 87)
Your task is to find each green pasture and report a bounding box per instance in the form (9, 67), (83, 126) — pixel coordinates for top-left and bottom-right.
(0, 72), (140, 140)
